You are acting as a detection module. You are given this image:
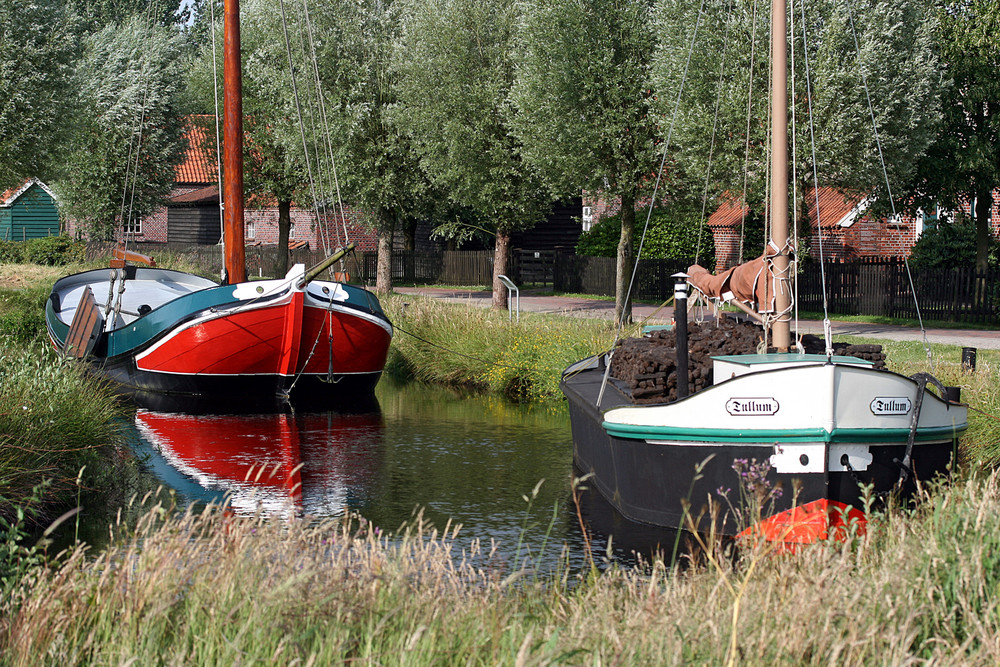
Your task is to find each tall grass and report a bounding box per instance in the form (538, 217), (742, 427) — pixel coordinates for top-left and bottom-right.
(7, 471), (1000, 664)
(876, 339), (1000, 464)
(384, 294), (636, 401)
(0, 345), (124, 524)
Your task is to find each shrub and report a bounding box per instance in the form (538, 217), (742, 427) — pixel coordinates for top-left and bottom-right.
(908, 221), (999, 270)
(22, 236), (85, 266)
(577, 202), (716, 267)
(0, 241), (24, 264)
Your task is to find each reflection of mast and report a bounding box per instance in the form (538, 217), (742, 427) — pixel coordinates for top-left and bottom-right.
(770, 0), (791, 351)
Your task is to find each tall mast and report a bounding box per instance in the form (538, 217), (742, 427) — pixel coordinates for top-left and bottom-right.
(222, 0), (246, 284)
(770, 0), (791, 351)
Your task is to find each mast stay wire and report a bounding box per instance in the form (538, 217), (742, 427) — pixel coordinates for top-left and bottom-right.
(694, 0), (735, 268)
(737, 0), (761, 265)
(278, 0), (331, 264)
(789, 0), (804, 352)
(299, 0), (356, 275)
(842, 0), (933, 368)
(292, 6), (334, 257)
(795, 0), (834, 356)
(208, 0), (226, 253)
(597, 0), (707, 408)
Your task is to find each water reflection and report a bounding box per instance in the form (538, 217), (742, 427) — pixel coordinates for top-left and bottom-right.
(134, 408), (384, 518)
(126, 380), (692, 572)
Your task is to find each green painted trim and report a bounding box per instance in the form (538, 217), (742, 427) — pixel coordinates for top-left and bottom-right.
(602, 421), (968, 443)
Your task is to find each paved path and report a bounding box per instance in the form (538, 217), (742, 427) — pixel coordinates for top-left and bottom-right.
(394, 286), (1000, 350)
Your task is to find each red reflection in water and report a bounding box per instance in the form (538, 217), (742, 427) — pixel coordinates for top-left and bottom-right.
(135, 409), (384, 517)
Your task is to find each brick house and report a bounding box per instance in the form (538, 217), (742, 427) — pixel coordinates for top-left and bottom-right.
(585, 187), (1000, 272)
(71, 116), (377, 251)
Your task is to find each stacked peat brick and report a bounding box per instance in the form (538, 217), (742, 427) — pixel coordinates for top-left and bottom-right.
(610, 318), (886, 404)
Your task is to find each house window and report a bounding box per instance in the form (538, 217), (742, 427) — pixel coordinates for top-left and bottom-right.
(915, 206), (937, 237)
(289, 221), (296, 239)
(246, 219), (255, 239)
(124, 217), (141, 236)
(582, 206), (593, 232)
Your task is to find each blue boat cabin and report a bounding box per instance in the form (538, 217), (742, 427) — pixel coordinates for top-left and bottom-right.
(0, 178), (60, 241)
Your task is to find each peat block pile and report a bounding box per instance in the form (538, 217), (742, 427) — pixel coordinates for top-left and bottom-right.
(610, 318), (886, 404)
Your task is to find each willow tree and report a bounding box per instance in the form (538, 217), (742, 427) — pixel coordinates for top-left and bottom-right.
(653, 0), (943, 261)
(511, 0), (661, 325)
(58, 15), (186, 240)
(304, 0), (430, 294)
(0, 0), (79, 187)
(395, 0), (550, 309)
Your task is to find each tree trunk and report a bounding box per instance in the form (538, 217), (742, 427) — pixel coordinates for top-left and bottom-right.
(492, 229), (511, 310)
(975, 186), (992, 273)
(276, 198), (291, 278)
(615, 191), (635, 326)
(375, 209), (395, 295)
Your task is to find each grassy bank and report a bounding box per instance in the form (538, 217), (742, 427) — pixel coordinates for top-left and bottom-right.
(0, 265), (133, 525)
(383, 293), (636, 402)
(5, 471), (1000, 664)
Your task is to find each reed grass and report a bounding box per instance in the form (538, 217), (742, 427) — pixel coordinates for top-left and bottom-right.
(383, 294), (638, 401)
(6, 470), (1000, 664)
(0, 344), (125, 524)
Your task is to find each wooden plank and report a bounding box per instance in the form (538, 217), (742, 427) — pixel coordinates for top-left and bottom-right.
(64, 287), (103, 359)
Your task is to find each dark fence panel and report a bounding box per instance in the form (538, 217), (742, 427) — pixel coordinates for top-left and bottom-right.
(92, 242), (999, 324)
(798, 258), (999, 324)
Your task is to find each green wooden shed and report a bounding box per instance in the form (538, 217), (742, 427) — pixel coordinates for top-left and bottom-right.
(1, 178), (60, 241)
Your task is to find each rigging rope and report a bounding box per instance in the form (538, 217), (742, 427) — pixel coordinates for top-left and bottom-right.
(796, 0), (833, 356)
(842, 0), (933, 367)
(737, 0), (761, 265)
(599, 0), (706, 407)
(694, 0), (735, 267)
(278, 0), (329, 262)
(209, 0), (226, 251)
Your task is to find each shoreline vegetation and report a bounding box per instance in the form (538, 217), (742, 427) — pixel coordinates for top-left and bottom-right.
(2, 260), (1000, 662)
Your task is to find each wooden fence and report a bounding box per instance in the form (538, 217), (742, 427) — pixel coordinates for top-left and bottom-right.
(102, 243), (999, 324)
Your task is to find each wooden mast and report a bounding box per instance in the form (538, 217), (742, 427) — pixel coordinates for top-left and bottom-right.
(770, 0), (791, 351)
(222, 0), (246, 284)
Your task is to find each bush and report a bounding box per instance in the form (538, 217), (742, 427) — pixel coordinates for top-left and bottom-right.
(22, 236), (85, 266)
(577, 202), (716, 267)
(908, 221), (999, 270)
(0, 241), (24, 264)
(0, 287), (49, 346)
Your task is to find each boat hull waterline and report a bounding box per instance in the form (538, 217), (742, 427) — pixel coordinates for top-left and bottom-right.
(561, 356), (967, 540)
(47, 264), (392, 404)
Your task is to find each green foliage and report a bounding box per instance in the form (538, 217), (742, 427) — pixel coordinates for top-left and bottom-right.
(384, 295), (620, 402)
(22, 236), (85, 266)
(57, 16), (185, 240)
(654, 0), (943, 218)
(0, 0), (80, 186)
(0, 240), (24, 264)
(0, 286), (48, 346)
(0, 344), (123, 524)
(907, 218), (1000, 270)
(577, 205), (715, 266)
(395, 0), (550, 238)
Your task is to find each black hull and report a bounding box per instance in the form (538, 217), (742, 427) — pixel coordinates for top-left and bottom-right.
(561, 364), (956, 537)
(90, 355), (382, 412)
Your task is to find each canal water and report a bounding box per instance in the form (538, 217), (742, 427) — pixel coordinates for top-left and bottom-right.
(115, 378), (681, 572)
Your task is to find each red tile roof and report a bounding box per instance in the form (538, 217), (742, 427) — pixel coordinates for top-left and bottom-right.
(707, 188), (868, 230)
(706, 194), (750, 228)
(177, 115), (219, 185)
(170, 185), (219, 204)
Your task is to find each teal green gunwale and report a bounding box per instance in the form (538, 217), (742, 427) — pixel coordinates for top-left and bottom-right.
(602, 422), (968, 443)
(47, 279), (389, 359)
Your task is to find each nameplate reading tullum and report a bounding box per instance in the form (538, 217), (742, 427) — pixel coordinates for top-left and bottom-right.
(725, 397), (779, 416)
(870, 397), (912, 415)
